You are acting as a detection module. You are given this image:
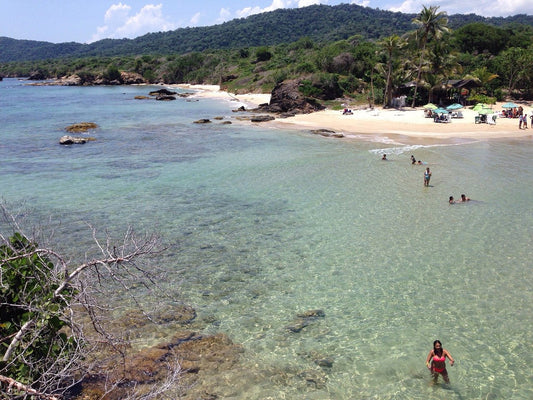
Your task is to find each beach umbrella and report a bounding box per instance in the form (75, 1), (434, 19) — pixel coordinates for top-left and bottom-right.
(433, 107), (449, 114)
(472, 103), (486, 111)
(502, 102), (518, 108)
(478, 108), (494, 115)
(423, 103), (437, 109)
(446, 103), (463, 110)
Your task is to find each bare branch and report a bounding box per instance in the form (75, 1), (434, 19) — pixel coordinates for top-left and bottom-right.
(0, 374), (60, 400)
(2, 320), (34, 362)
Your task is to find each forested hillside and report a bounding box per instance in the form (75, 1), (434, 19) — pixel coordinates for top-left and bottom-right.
(1, 4), (533, 62)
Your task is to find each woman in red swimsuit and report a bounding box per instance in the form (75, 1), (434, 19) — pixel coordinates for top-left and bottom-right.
(425, 339), (455, 383)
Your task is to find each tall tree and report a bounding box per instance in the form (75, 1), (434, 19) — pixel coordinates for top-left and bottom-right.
(411, 5), (449, 107)
(378, 35), (406, 107)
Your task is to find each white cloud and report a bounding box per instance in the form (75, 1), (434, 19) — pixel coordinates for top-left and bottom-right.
(89, 3), (175, 43)
(190, 12), (201, 25)
(217, 8), (232, 23)
(384, 0), (533, 16)
(236, 0), (329, 18)
(351, 0), (370, 7)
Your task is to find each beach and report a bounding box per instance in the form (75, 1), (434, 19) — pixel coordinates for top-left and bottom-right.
(180, 84), (533, 143)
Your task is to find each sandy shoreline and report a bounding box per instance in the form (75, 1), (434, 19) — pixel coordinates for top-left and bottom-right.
(176, 84), (533, 144)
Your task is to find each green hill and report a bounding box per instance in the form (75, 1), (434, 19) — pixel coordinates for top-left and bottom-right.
(1, 4), (532, 62)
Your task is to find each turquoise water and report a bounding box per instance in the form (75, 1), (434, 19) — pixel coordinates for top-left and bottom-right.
(1, 79), (532, 399)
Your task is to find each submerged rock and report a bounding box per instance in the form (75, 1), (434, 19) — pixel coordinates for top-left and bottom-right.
(65, 122), (98, 133)
(79, 330), (243, 399)
(194, 119), (211, 124)
(286, 309), (325, 333)
(310, 129), (344, 138)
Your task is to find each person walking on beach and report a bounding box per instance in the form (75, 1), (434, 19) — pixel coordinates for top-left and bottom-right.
(426, 340), (454, 383)
(424, 167), (432, 187)
(524, 114), (528, 129)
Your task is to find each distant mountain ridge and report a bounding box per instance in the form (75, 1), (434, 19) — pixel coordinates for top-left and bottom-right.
(1, 4), (532, 63)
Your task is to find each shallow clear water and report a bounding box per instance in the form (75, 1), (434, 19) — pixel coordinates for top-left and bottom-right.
(1, 79), (532, 399)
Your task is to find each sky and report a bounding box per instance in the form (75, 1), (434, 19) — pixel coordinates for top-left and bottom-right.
(1, 0), (532, 44)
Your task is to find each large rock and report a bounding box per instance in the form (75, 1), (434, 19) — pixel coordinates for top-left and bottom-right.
(120, 71), (146, 84)
(59, 74), (83, 86)
(256, 80), (325, 114)
(28, 71), (46, 80)
(149, 88), (177, 96)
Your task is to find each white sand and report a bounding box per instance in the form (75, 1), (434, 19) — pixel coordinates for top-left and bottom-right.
(272, 106), (533, 143)
(175, 84), (271, 109)
(176, 84), (533, 143)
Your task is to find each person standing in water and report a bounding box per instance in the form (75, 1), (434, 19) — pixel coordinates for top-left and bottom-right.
(424, 167), (432, 187)
(426, 340), (455, 383)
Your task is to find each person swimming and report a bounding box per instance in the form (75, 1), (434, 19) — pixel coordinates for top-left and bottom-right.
(449, 196), (455, 204)
(459, 194), (470, 202)
(382, 154), (387, 160)
(411, 155), (416, 164)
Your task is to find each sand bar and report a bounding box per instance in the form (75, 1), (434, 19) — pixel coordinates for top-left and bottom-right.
(177, 84), (533, 144)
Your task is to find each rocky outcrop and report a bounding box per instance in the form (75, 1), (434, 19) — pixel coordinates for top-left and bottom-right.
(250, 115), (275, 122)
(120, 71), (146, 84)
(149, 88), (177, 96)
(255, 80), (325, 115)
(149, 88), (177, 100)
(28, 71), (46, 80)
(59, 135), (95, 145)
(59, 74), (83, 86)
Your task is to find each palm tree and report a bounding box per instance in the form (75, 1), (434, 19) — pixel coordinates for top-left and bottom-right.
(411, 5), (449, 107)
(378, 35), (406, 107)
(466, 67), (499, 96)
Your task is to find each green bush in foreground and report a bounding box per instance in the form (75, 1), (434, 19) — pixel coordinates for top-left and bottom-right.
(0, 233), (79, 388)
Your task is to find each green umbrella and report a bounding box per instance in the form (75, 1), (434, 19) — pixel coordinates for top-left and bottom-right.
(478, 108), (494, 115)
(446, 103), (463, 110)
(472, 103), (486, 111)
(423, 103), (437, 109)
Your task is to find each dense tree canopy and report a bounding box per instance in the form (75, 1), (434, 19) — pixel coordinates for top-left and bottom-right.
(1, 5), (532, 104)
